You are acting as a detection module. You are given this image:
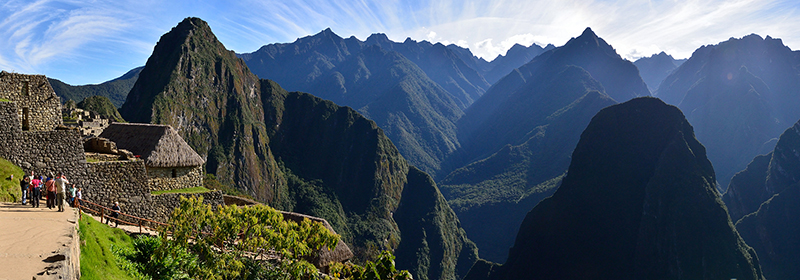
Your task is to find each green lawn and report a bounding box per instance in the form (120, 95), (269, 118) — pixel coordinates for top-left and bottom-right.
(0, 157), (25, 202)
(79, 213), (137, 280)
(151, 186), (211, 195)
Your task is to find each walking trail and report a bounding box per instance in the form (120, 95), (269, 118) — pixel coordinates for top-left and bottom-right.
(0, 201), (79, 280)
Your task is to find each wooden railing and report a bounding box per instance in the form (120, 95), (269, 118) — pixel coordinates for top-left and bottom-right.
(76, 198), (167, 234)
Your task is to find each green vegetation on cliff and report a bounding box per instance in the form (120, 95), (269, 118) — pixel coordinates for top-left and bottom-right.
(77, 95), (125, 122)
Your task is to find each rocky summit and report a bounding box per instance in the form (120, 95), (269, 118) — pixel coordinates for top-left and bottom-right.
(466, 97), (763, 280)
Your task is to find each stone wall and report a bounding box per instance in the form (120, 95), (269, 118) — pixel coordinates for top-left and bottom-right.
(84, 161), (222, 223)
(0, 72), (62, 131)
(9, 130), (90, 182)
(0, 102), (20, 158)
(147, 165), (203, 191)
(84, 161), (150, 207)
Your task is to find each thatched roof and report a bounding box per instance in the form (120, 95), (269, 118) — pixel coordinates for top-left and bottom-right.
(280, 211), (354, 267)
(99, 123), (204, 167)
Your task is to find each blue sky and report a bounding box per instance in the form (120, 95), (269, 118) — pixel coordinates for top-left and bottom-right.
(1, 0), (799, 85)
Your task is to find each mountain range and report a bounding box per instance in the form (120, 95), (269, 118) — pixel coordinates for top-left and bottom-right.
(439, 27), (646, 262)
(238, 29), (484, 176)
(465, 97), (763, 280)
(50, 66), (143, 107)
(656, 34), (800, 190)
(633, 51), (686, 92)
(42, 20), (800, 279)
(117, 17), (477, 280)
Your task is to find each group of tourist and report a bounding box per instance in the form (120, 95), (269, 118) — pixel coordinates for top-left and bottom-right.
(19, 171), (81, 212)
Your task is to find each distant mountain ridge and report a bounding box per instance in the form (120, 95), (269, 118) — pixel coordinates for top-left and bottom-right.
(50, 66), (143, 107)
(239, 28), (487, 176)
(446, 42), (556, 85)
(119, 17), (478, 280)
(656, 34), (800, 189)
(633, 51), (685, 92)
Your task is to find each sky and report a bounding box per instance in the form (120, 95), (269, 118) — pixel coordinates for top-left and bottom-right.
(1, 0), (799, 85)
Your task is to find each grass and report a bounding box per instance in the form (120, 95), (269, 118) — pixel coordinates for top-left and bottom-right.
(0, 157), (25, 202)
(79, 213), (137, 280)
(151, 186), (211, 195)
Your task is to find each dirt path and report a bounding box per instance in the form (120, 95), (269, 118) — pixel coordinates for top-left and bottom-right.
(0, 201), (79, 280)
(87, 213), (159, 236)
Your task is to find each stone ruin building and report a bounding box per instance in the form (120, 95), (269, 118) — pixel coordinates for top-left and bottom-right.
(0, 71), (62, 131)
(0, 72), (219, 222)
(63, 107), (110, 137)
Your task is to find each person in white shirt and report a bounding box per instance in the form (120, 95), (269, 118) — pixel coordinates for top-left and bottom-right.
(54, 172), (70, 212)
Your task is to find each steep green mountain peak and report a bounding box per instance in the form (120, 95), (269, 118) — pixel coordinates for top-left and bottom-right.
(119, 17), (478, 280)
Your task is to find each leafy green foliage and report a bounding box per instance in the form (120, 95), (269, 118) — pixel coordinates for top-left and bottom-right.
(77, 95), (126, 122)
(0, 157), (25, 202)
(329, 251), (412, 280)
(125, 196), (338, 279)
(118, 196), (413, 280)
(114, 235), (195, 280)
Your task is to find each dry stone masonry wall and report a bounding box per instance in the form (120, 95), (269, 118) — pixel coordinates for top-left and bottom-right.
(85, 160), (222, 223)
(0, 72), (62, 131)
(147, 166), (203, 191)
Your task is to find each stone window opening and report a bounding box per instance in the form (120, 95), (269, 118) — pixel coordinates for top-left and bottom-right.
(172, 169), (177, 178)
(21, 81), (29, 95)
(22, 107), (30, 131)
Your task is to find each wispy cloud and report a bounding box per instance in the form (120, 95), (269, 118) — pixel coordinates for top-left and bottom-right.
(2, 0), (799, 84)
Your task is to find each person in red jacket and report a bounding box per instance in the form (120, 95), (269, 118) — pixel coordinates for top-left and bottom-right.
(29, 176), (41, 208)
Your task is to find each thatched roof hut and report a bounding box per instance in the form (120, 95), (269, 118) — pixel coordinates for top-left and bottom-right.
(99, 123), (204, 168)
